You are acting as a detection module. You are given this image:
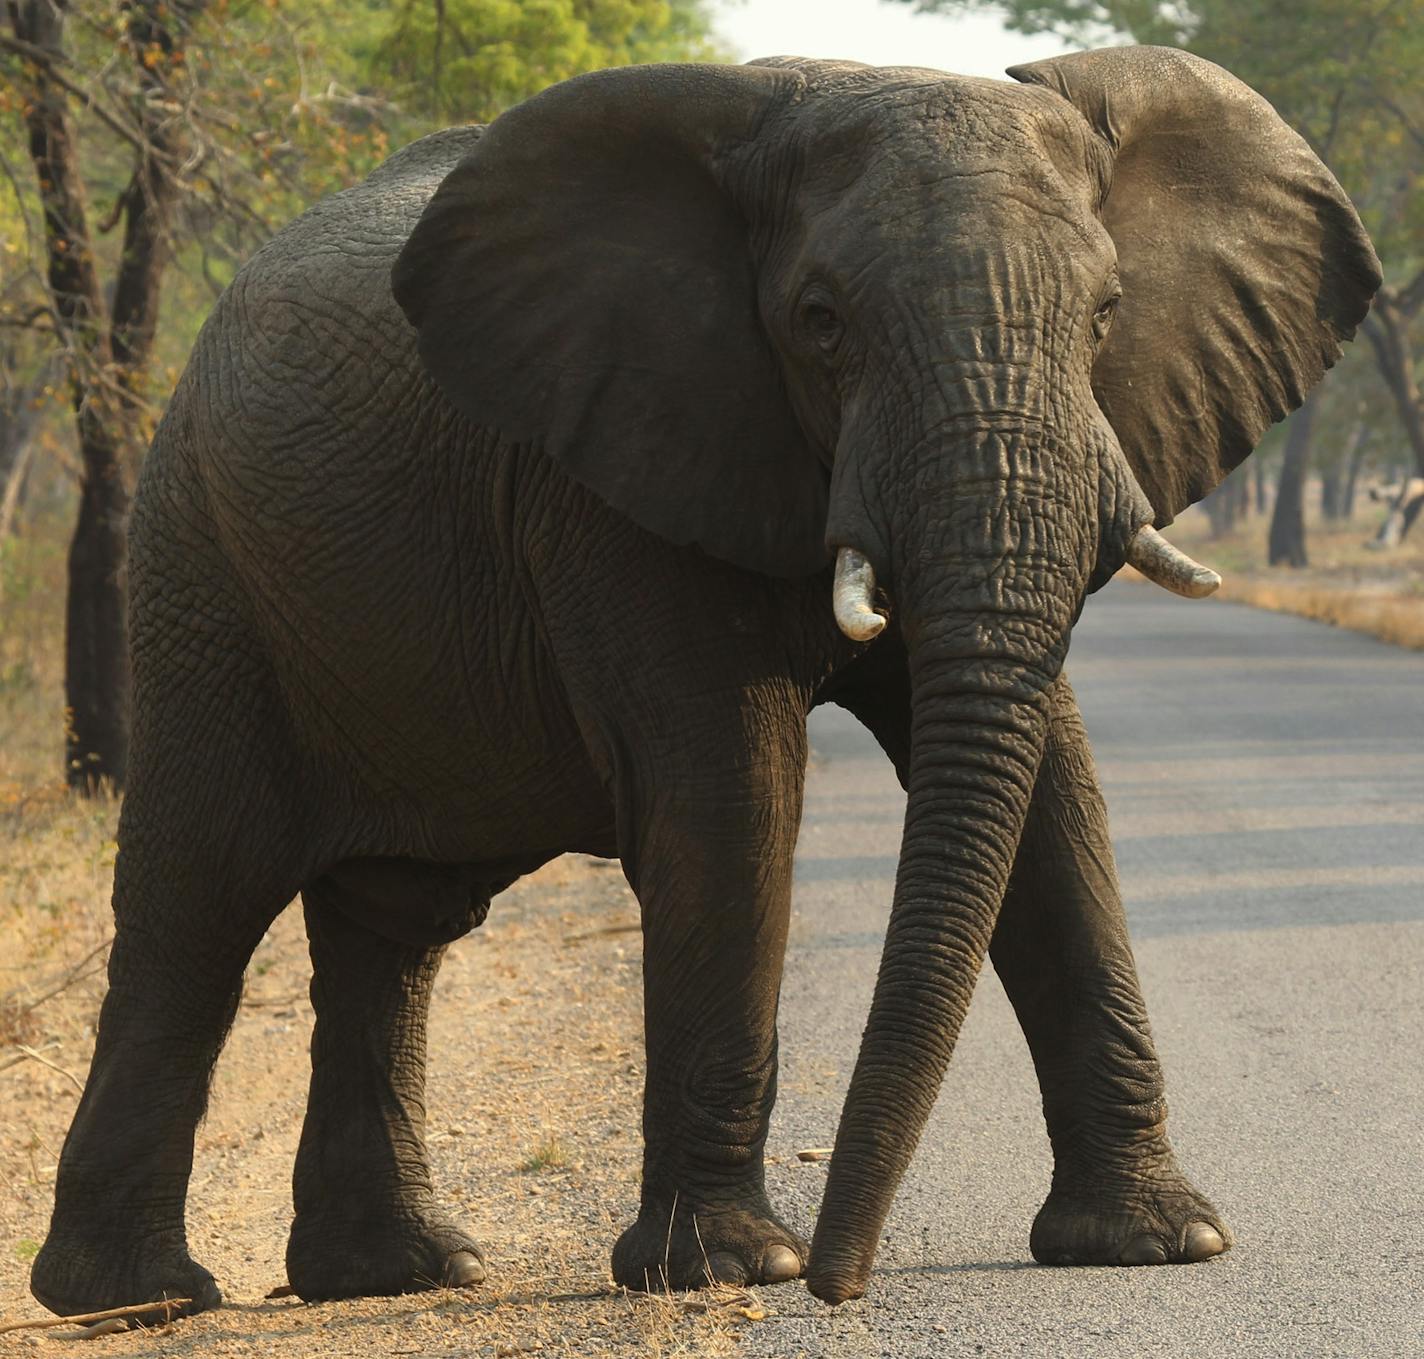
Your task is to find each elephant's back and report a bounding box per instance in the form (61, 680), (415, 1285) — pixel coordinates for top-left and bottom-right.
(148, 126), (484, 566)
(174, 125), (485, 507)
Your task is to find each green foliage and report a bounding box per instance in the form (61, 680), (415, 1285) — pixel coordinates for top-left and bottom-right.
(369, 0), (727, 123)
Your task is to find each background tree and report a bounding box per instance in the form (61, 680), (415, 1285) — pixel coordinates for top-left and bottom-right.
(1, 0), (382, 789)
(367, 0), (727, 123)
(894, 0), (1424, 560)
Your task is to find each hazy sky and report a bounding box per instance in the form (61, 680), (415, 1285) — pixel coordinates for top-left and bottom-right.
(710, 0), (1078, 79)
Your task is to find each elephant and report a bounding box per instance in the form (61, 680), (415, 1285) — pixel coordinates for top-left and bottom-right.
(32, 45), (1379, 1316)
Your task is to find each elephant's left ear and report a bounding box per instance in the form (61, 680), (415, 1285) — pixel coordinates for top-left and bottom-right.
(1011, 46), (1381, 523)
(392, 62), (829, 578)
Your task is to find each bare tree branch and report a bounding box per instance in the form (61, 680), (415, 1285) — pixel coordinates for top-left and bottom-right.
(0, 30), (152, 154)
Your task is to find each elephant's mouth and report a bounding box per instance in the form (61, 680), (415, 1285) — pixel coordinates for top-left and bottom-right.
(829, 524), (1219, 644)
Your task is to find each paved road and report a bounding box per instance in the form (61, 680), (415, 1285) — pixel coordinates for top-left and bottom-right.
(751, 582), (1424, 1358)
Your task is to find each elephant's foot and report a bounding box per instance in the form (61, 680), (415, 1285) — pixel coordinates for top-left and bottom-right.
(611, 1192), (806, 1290)
(31, 1230), (221, 1322)
(1030, 1160), (1231, 1267)
(286, 1206), (486, 1301)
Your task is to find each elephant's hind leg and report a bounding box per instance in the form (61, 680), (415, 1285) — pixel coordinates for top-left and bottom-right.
(284, 877), (484, 1301)
(31, 640), (312, 1320)
(991, 676), (1231, 1268)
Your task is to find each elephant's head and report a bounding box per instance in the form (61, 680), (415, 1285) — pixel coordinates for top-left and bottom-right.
(392, 48), (1379, 1300)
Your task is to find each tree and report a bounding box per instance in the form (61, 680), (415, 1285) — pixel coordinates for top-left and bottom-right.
(5, 2), (332, 788)
(370, 0), (727, 123)
(1268, 397), (1316, 567)
(895, 0), (1424, 553)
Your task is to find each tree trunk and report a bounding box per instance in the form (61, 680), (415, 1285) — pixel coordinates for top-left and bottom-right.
(1372, 477), (1424, 549)
(65, 466), (132, 788)
(1254, 458), (1269, 515)
(0, 438), (37, 577)
(1363, 284), (1424, 484)
(10, 0), (133, 788)
(1201, 480), (1237, 538)
(0, 373), (42, 551)
(1233, 462), (1252, 520)
(1202, 466), (1252, 537)
(1269, 396), (1317, 567)
(1321, 418), (1370, 521)
(1320, 470), (1341, 520)
(1405, 489), (1424, 542)
(1340, 423), (1370, 521)
(8, 0), (193, 790)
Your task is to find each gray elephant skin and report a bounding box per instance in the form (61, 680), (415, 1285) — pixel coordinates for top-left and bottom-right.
(31, 47), (1379, 1315)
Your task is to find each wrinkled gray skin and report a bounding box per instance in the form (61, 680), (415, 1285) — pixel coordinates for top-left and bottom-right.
(33, 49), (1379, 1316)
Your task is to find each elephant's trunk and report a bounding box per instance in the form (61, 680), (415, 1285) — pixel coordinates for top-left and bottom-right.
(811, 426), (1079, 1302)
(806, 624), (1054, 1301)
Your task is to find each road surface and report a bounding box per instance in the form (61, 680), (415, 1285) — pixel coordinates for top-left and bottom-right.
(753, 581), (1424, 1359)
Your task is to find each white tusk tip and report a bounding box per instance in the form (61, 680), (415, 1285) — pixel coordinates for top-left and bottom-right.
(1181, 568), (1222, 599)
(832, 546), (887, 643)
(841, 610), (887, 642)
(1125, 525), (1222, 601)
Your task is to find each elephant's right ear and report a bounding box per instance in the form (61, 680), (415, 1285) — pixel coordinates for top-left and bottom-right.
(392, 63), (828, 579)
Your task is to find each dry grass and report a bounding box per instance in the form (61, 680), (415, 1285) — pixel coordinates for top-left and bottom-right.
(0, 504), (69, 795)
(520, 1133), (574, 1174)
(1213, 577), (1424, 649)
(0, 793), (117, 1033)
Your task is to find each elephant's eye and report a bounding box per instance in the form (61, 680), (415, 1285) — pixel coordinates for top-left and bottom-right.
(800, 297), (844, 352)
(1092, 290), (1121, 344)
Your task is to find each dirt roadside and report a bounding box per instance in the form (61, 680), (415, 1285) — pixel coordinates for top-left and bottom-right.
(0, 844), (777, 1357)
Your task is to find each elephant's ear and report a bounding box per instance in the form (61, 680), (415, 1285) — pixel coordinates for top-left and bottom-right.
(1010, 46), (1381, 523)
(392, 63), (828, 578)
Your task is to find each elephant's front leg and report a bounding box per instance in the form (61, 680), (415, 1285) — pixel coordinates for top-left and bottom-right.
(991, 676), (1231, 1267)
(610, 728), (809, 1290)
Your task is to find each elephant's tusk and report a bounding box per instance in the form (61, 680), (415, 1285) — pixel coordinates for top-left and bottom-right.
(1125, 525), (1222, 599)
(833, 547), (887, 641)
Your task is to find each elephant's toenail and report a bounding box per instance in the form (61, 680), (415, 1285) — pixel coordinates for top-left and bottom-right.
(705, 1250), (748, 1285)
(1183, 1223), (1226, 1262)
(445, 1251), (486, 1287)
(762, 1245), (801, 1283)
(1120, 1234), (1168, 1265)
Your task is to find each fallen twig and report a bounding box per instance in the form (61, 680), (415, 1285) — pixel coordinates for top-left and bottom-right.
(0, 1296), (192, 1335)
(562, 922), (640, 945)
(240, 993), (306, 1010)
(8, 1044), (85, 1094)
(0, 1039), (59, 1076)
(2, 936), (113, 1021)
(796, 1147), (833, 1162)
(679, 1287), (767, 1321)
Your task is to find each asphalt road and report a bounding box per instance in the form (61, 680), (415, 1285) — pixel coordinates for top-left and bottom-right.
(750, 582), (1424, 1359)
